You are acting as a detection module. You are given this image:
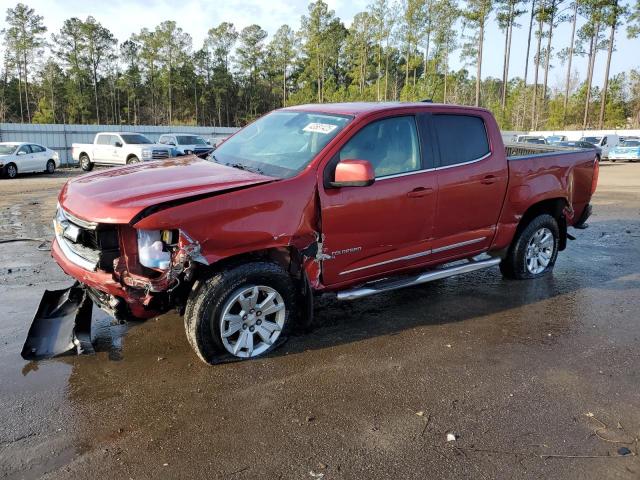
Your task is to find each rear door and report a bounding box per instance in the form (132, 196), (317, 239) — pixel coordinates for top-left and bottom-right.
(319, 113), (437, 286)
(30, 144), (48, 170)
(93, 134), (112, 163)
(429, 111), (508, 262)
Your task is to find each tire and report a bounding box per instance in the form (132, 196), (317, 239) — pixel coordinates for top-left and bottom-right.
(4, 163), (18, 179)
(500, 214), (559, 280)
(595, 154), (601, 162)
(45, 160), (56, 174)
(80, 154), (93, 171)
(610, 158), (616, 163)
(184, 262), (296, 364)
(126, 156), (140, 165)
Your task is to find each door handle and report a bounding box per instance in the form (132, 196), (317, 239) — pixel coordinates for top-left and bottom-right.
(481, 175), (497, 185)
(407, 187), (433, 198)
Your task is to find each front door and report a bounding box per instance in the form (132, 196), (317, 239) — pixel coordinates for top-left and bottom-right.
(15, 144), (34, 172)
(429, 112), (509, 261)
(319, 114), (437, 286)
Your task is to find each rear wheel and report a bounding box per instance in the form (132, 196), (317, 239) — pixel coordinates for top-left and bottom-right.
(80, 154), (93, 171)
(500, 214), (559, 280)
(4, 163), (18, 179)
(184, 262), (296, 364)
(45, 160), (56, 174)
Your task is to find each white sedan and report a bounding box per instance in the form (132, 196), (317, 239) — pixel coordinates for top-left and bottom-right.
(0, 142), (59, 179)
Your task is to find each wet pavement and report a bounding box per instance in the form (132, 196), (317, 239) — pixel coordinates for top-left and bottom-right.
(1, 164), (639, 479)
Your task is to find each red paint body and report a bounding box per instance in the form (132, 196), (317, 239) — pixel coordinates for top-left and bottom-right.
(53, 103), (598, 317)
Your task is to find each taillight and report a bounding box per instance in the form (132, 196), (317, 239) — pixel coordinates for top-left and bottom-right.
(591, 158), (599, 195)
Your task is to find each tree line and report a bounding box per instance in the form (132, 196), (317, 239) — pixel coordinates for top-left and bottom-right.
(1, 0), (640, 130)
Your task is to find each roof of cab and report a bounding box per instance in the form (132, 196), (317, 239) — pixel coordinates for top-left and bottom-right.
(281, 101), (490, 117)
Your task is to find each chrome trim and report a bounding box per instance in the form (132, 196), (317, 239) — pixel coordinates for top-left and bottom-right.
(431, 237), (486, 254)
(53, 220), (98, 271)
(435, 152), (492, 170)
(59, 207), (97, 230)
(376, 168), (436, 181)
(338, 237), (486, 276)
(337, 257), (501, 301)
(339, 249), (432, 275)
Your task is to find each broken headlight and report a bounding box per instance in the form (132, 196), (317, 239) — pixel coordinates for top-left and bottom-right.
(137, 229), (177, 270)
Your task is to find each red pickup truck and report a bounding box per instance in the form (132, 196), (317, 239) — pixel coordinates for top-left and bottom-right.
(43, 103), (598, 364)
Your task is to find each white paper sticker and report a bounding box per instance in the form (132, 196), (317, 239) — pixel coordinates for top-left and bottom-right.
(303, 122), (338, 134)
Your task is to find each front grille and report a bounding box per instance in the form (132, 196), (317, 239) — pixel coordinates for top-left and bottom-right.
(152, 149), (170, 160)
(56, 207), (120, 271)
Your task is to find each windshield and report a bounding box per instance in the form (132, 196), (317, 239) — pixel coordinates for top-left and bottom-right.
(177, 135), (207, 145)
(581, 136), (602, 144)
(210, 111), (352, 178)
(621, 140), (640, 147)
(121, 134), (153, 144)
(0, 145), (17, 155)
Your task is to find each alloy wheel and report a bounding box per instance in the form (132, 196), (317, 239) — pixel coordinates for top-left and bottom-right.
(525, 227), (554, 274)
(219, 285), (286, 358)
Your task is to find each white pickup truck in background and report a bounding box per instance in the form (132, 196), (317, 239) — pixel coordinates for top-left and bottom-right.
(72, 132), (173, 171)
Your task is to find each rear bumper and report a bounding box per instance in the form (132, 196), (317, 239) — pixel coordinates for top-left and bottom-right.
(51, 238), (158, 319)
(574, 203), (592, 228)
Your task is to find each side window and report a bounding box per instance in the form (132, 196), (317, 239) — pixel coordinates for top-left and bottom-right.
(96, 135), (111, 145)
(339, 116), (421, 178)
(602, 137), (607, 146)
(17, 145), (32, 154)
(433, 115), (490, 167)
(110, 136), (122, 146)
(31, 145), (45, 153)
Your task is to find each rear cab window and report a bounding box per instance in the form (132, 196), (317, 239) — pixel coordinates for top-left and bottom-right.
(96, 135), (112, 145)
(432, 114), (490, 168)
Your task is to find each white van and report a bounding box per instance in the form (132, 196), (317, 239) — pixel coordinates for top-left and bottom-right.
(579, 134), (619, 159)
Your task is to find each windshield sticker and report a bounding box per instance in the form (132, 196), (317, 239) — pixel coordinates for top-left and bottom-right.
(303, 123), (338, 134)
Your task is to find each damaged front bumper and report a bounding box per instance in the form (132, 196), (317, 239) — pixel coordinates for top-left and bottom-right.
(21, 284), (115, 360)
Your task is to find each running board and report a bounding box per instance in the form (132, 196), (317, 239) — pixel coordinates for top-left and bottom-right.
(336, 257), (501, 301)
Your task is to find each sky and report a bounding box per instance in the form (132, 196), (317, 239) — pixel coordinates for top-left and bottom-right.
(2, 0), (639, 89)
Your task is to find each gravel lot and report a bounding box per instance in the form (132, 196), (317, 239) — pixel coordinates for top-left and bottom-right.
(1, 163), (639, 479)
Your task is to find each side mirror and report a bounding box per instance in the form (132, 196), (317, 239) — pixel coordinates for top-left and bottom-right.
(17, 150), (26, 156)
(168, 141), (176, 146)
(115, 141), (123, 148)
(331, 159), (375, 188)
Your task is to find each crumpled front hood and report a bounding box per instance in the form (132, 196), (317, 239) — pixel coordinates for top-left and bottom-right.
(59, 157), (276, 224)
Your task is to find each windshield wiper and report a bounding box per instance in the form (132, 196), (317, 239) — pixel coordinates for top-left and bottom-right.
(226, 162), (264, 175)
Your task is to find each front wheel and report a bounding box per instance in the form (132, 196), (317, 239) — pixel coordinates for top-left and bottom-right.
(184, 262), (296, 364)
(126, 156), (140, 164)
(500, 214), (559, 280)
(4, 163), (18, 179)
(45, 160), (56, 174)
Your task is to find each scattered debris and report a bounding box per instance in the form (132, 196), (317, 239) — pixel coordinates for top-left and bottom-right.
(445, 344), (452, 348)
(617, 447), (632, 456)
(446, 432), (457, 442)
(0, 237), (46, 244)
(21, 285), (93, 360)
(415, 411), (425, 417)
(309, 471), (324, 478)
(306, 415), (315, 423)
